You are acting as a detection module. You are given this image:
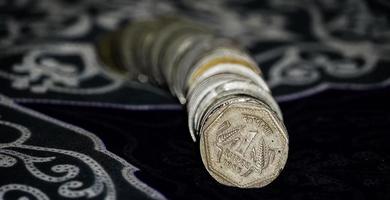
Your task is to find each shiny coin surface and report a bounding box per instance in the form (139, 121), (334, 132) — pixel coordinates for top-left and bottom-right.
(200, 100), (288, 188)
(98, 16), (289, 189)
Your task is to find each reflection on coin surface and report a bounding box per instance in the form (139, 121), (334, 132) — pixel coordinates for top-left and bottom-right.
(99, 17), (289, 188)
(200, 101), (288, 188)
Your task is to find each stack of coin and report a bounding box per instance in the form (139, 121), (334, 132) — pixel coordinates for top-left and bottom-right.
(98, 17), (289, 188)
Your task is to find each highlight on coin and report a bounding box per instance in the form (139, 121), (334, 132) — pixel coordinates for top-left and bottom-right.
(97, 16), (289, 188)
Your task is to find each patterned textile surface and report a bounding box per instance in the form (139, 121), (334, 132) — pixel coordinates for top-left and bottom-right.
(0, 0), (389, 199)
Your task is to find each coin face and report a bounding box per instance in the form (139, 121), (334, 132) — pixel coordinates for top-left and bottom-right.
(200, 101), (288, 188)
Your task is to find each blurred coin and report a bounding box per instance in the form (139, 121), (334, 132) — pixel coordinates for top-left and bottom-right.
(98, 16), (288, 188)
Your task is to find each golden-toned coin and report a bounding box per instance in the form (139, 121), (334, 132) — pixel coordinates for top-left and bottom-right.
(200, 100), (288, 188)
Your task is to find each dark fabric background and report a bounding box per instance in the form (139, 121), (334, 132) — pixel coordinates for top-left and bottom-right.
(26, 87), (390, 200)
(1, 0), (390, 199)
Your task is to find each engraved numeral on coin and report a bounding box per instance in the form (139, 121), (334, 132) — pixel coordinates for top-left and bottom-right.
(236, 130), (257, 156)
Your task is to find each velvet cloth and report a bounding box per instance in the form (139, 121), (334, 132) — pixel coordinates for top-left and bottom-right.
(0, 0), (389, 199)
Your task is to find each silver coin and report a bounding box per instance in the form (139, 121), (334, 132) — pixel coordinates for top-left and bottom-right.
(119, 22), (146, 80)
(187, 73), (244, 140)
(187, 72), (282, 141)
(170, 35), (216, 103)
(150, 19), (208, 85)
(133, 21), (163, 82)
(99, 16), (289, 189)
(162, 34), (212, 96)
(186, 47), (261, 87)
(174, 37), (241, 103)
(199, 97), (288, 188)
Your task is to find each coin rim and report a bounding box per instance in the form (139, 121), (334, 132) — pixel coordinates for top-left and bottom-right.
(200, 102), (289, 188)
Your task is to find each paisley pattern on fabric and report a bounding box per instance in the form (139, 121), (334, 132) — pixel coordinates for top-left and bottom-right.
(0, 43), (122, 94)
(0, 0), (389, 108)
(0, 95), (165, 200)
